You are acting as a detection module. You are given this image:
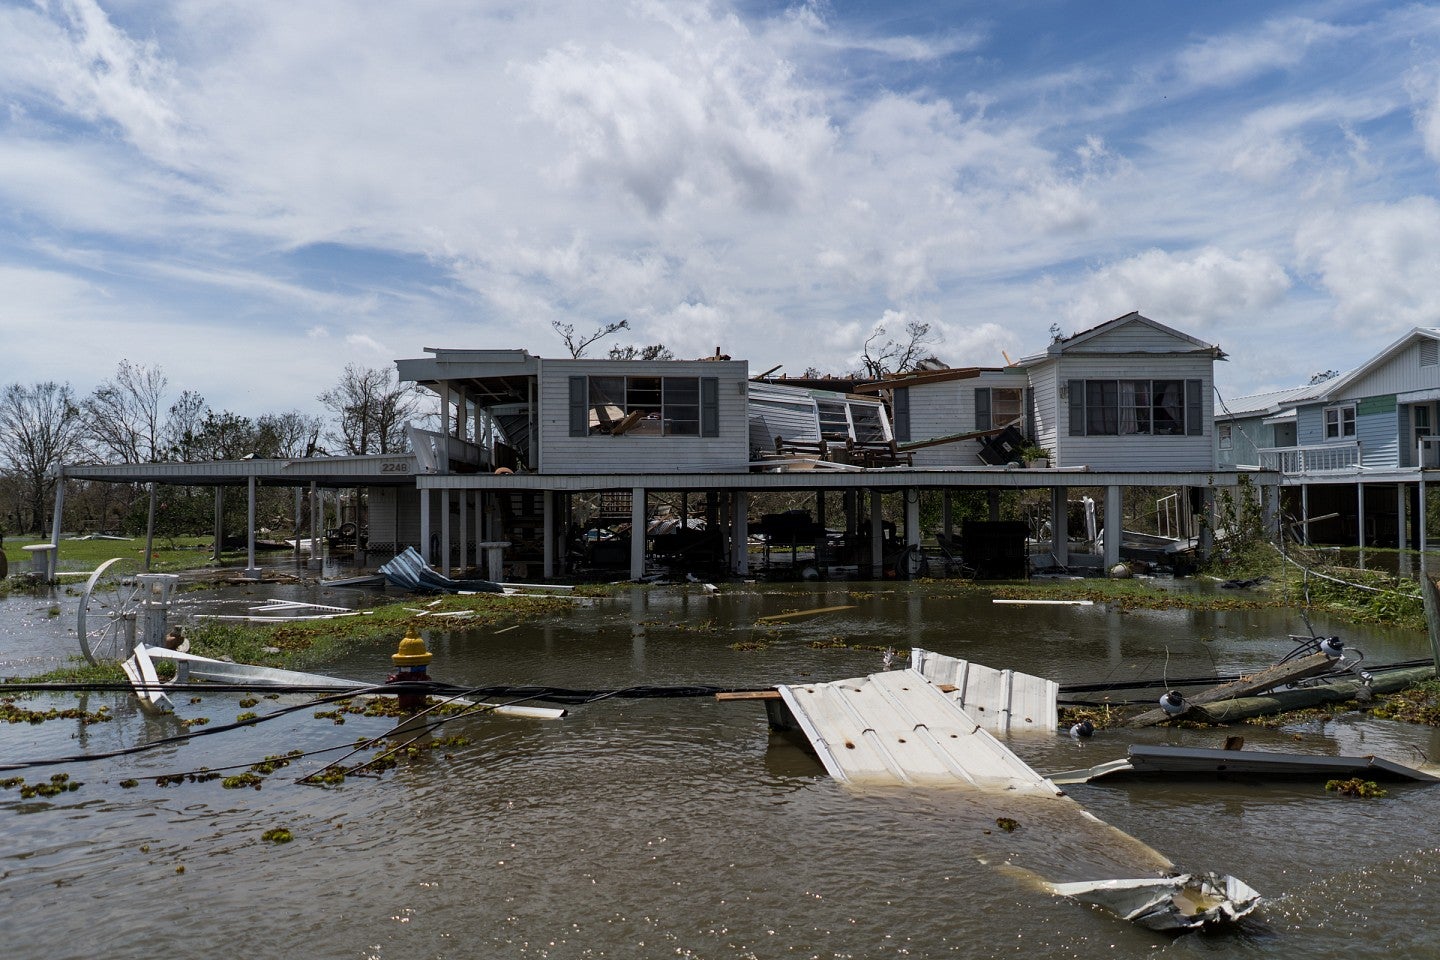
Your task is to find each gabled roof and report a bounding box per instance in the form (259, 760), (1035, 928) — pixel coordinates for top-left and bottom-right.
(1309, 327), (1440, 401)
(1216, 383), (1326, 421)
(1019, 311), (1225, 364)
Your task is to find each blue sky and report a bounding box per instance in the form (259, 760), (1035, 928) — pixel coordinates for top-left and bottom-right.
(1, 0), (1439, 418)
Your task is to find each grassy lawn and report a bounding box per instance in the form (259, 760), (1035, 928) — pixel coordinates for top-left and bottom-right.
(3, 535), (274, 576)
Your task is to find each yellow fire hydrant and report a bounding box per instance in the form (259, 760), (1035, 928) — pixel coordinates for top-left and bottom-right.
(388, 629), (433, 712)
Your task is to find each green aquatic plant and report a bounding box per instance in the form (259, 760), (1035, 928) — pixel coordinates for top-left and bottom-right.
(1326, 778), (1387, 798)
(261, 827), (294, 843)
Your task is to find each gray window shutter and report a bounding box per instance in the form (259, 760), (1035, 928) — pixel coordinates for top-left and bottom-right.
(893, 387), (910, 441)
(1068, 380), (1085, 436)
(1185, 379), (1203, 436)
(974, 388), (990, 431)
(701, 377), (719, 437)
(568, 376), (587, 436)
(1024, 387), (1035, 440)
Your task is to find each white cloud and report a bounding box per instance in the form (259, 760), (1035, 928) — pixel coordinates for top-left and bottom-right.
(1296, 196), (1440, 330)
(1174, 17), (1350, 89)
(1066, 247), (1291, 331)
(1411, 71), (1440, 163)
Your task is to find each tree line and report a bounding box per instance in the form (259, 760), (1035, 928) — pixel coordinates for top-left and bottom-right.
(0, 361), (421, 538)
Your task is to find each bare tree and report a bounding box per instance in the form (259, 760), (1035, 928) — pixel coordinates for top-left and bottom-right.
(607, 343), (675, 360)
(0, 381), (86, 535)
(553, 318), (629, 358)
(256, 410), (323, 458)
(858, 318), (939, 379)
(318, 364), (418, 455)
(83, 360), (168, 464)
(162, 390), (209, 462)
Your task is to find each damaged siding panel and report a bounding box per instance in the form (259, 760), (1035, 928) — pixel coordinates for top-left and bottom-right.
(539, 359), (751, 473)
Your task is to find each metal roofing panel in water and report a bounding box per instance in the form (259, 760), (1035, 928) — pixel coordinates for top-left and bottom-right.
(777, 669), (1061, 791)
(910, 648), (1058, 735)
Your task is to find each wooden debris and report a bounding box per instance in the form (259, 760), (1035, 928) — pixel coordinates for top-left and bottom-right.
(1124, 652), (1338, 728)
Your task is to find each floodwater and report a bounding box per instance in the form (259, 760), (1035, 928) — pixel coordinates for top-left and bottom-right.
(3, 579), (1440, 960)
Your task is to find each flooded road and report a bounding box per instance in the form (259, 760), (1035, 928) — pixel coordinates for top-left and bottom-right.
(2, 580), (1439, 959)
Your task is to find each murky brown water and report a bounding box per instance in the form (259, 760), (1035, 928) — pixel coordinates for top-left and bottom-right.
(2, 581), (1439, 959)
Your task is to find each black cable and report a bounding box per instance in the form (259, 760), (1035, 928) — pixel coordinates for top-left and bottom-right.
(0, 685), (391, 772)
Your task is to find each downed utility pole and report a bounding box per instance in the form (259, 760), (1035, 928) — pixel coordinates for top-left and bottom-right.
(1124, 652), (1336, 728)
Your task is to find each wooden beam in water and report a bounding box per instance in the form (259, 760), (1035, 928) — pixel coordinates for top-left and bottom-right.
(1124, 652), (1337, 728)
(756, 604), (857, 622)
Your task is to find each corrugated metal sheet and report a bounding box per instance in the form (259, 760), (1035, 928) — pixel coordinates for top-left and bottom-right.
(909, 648), (1058, 734)
(776, 668), (1061, 791)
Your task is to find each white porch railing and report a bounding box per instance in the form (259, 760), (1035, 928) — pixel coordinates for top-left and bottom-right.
(1420, 435), (1440, 468)
(1258, 441), (1361, 475)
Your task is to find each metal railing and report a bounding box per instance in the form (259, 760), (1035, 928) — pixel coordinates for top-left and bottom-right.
(1258, 441), (1361, 475)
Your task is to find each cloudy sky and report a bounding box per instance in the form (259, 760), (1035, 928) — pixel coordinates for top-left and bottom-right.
(2, 0), (1439, 418)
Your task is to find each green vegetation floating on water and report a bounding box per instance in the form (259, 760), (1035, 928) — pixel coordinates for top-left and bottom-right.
(188, 591), (566, 673)
(1326, 778), (1388, 798)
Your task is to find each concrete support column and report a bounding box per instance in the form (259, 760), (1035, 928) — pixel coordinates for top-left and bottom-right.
(441, 489), (452, 577)
(420, 488), (432, 563)
(246, 474), (258, 577)
(458, 490), (469, 572)
(1103, 484), (1122, 570)
(292, 488), (303, 567)
(1262, 481), (1280, 541)
(630, 486), (647, 580)
(1301, 484), (1311, 545)
(439, 380), (452, 473)
(870, 489), (884, 575)
(48, 477), (65, 581)
(1357, 481), (1366, 568)
(732, 491), (749, 575)
(543, 490), (556, 579)
(1399, 484), (1410, 553)
(1198, 487), (1215, 560)
(987, 489), (1000, 521)
(309, 482), (320, 569)
(1421, 473), (1428, 577)
(904, 488), (921, 551)
(145, 483), (158, 572)
(1050, 485), (1069, 568)
(212, 487), (224, 562)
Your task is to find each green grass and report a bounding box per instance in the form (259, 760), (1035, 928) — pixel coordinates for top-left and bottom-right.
(2, 535), (255, 575)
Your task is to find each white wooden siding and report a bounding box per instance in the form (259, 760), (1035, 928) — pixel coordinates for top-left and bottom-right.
(1341, 340), (1440, 400)
(1050, 354), (1214, 471)
(1067, 322), (1209, 354)
(906, 372), (1030, 467)
(1029, 363), (1059, 459)
(536, 358), (751, 474)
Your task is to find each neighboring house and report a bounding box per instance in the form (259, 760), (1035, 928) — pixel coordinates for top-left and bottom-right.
(869, 312), (1224, 471)
(393, 348), (752, 474)
(1284, 328), (1440, 471)
(1023, 313), (1222, 471)
(1214, 383), (1318, 469)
